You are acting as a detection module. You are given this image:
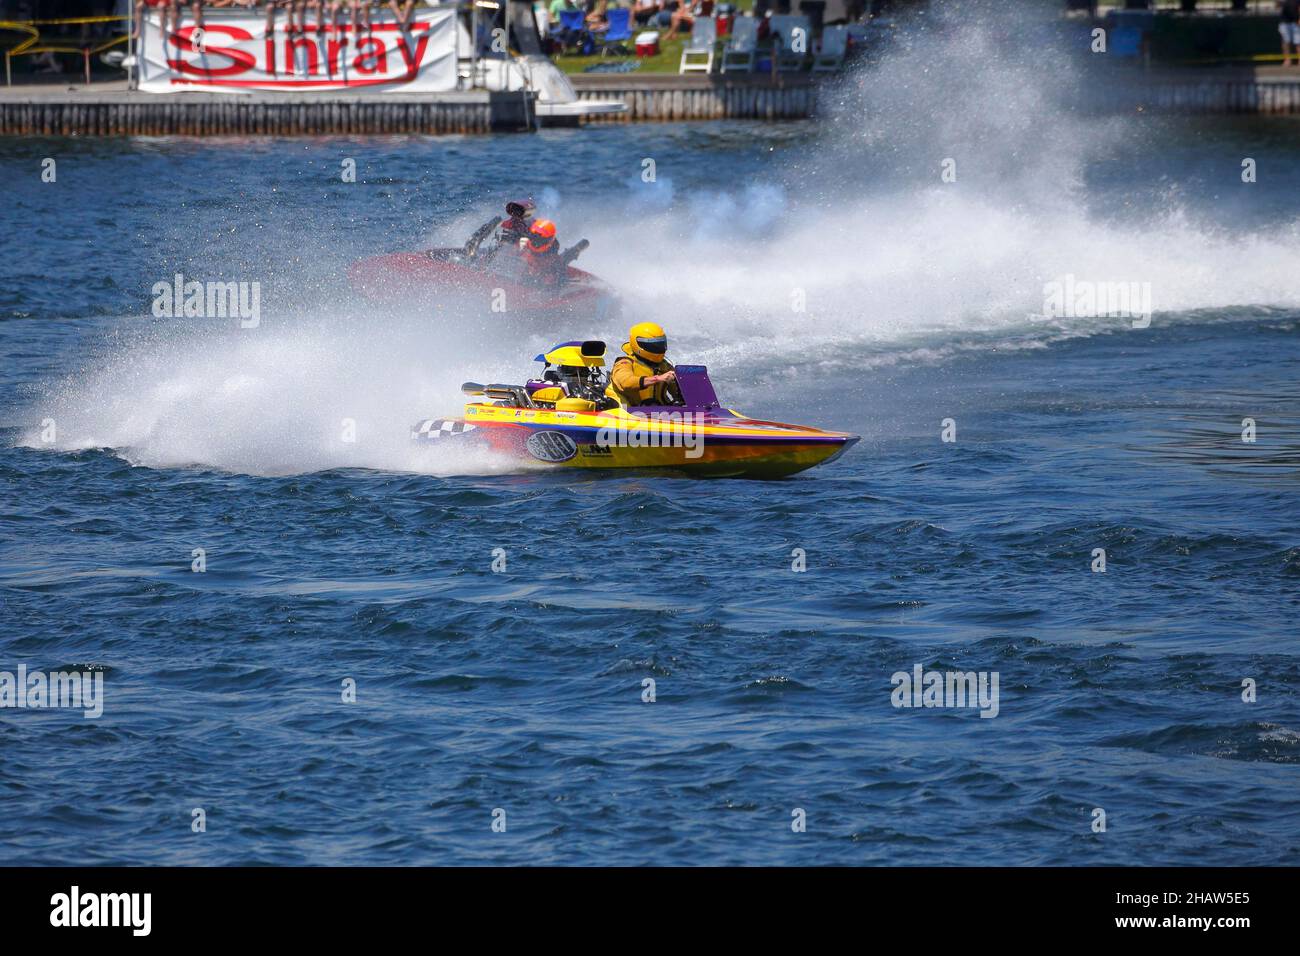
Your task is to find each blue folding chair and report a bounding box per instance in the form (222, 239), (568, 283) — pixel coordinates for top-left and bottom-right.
(558, 9), (588, 53)
(1109, 26), (1142, 58)
(600, 8), (633, 56)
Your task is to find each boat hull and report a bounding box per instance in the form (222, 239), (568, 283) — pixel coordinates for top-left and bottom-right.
(349, 249), (619, 320)
(413, 404), (858, 479)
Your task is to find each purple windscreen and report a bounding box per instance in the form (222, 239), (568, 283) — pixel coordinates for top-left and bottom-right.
(672, 365), (720, 411)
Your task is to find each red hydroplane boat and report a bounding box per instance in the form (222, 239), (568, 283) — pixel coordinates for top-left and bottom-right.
(349, 224), (619, 320)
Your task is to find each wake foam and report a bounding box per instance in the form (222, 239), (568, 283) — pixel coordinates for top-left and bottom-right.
(18, 310), (537, 476)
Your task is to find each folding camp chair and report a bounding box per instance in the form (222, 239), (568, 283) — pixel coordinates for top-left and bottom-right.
(812, 24), (847, 71)
(557, 9), (588, 54)
(600, 7), (634, 56)
(1109, 26), (1142, 59)
(679, 16), (717, 74)
(720, 15), (757, 73)
(770, 14), (811, 72)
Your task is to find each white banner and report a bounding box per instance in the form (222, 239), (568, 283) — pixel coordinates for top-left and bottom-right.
(137, 9), (459, 93)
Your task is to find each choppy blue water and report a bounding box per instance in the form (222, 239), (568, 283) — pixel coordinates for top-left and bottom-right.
(3, 69), (1300, 863)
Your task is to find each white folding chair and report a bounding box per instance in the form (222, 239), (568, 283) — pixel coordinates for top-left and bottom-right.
(770, 14), (811, 72)
(812, 24), (847, 72)
(721, 16), (757, 73)
(679, 16), (717, 74)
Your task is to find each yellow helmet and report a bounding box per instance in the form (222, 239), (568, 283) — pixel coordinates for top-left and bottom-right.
(627, 321), (667, 362)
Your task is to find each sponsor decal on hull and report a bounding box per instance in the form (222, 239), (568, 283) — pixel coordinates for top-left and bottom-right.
(526, 431), (579, 463)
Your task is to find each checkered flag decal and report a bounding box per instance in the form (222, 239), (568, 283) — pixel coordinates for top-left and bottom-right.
(412, 419), (477, 441)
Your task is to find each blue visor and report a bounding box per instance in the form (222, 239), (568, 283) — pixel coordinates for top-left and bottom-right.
(636, 336), (667, 354)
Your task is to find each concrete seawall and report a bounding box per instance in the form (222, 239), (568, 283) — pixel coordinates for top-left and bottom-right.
(0, 86), (535, 136)
(572, 66), (1300, 121)
(4, 67), (1300, 137)
(1087, 68), (1300, 114)
(0, 76), (818, 136)
(569, 74), (818, 122)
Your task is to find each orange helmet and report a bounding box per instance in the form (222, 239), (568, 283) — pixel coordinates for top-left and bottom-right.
(528, 219), (558, 252)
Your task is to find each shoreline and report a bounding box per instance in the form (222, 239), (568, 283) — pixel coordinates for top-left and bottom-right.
(5, 66), (1300, 137)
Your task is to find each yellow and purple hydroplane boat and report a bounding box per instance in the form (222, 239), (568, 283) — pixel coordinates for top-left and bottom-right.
(413, 341), (858, 479)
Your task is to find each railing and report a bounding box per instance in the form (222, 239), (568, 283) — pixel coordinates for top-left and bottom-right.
(1, 15), (129, 86)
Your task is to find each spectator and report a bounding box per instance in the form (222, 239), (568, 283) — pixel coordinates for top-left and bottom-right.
(586, 0), (610, 31)
(548, 0), (580, 47)
(265, 1), (296, 36)
(326, 0), (344, 32)
(143, 0), (404, 39)
(341, 0), (372, 35)
(207, 0), (262, 30)
(296, 1), (323, 34)
(1282, 0), (1300, 68)
(186, 0), (206, 33)
(663, 1), (697, 41)
(387, 0), (417, 30)
(134, 1), (216, 39)
(632, 0), (660, 27)
(328, 1), (369, 35)
(653, 1), (680, 31)
(134, 0), (179, 41)
(262, 0), (326, 35)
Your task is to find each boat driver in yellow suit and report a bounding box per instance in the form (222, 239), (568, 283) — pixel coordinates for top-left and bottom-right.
(607, 322), (682, 406)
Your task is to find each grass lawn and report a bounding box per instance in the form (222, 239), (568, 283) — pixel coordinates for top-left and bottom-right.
(554, 35), (692, 75)
(550, 2), (761, 75)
